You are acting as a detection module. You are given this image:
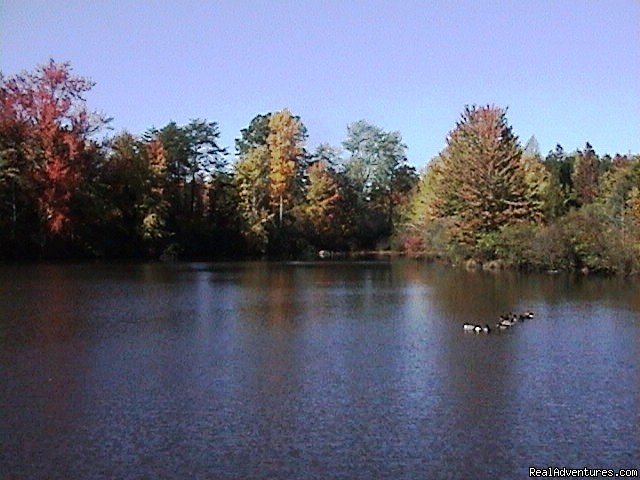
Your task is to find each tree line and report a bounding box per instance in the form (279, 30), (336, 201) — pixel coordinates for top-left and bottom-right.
(2, 61), (639, 273)
(0, 61), (416, 259)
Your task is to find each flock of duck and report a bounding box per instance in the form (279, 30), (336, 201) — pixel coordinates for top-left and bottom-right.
(463, 311), (535, 334)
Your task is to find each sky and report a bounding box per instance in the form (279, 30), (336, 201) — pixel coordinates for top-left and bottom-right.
(1, 0), (639, 168)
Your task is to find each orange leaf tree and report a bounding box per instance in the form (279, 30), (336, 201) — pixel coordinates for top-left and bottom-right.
(427, 105), (546, 245)
(0, 60), (106, 240)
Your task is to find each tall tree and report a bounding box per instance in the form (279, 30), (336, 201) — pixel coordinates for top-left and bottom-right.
(342, 120), (413, 243)
(183, 119), (226, 214)
(234, 145), (272, 252)
(148, 120), (226, 213)
(145, 119), (226, 254)
(0, 60), (107, 241)
(343, 120), (406, 198)
(266, 109), (306, 226)
(427, 105), (545, 244)
(149, 122), (189, 183)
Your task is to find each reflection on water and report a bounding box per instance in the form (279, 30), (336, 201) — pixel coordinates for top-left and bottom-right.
(1, 261), (639, 479)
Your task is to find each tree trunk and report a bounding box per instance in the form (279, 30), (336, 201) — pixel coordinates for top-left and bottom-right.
(190, 179), (195, 217)
(11, 179), (17, 240)
(279, 194), (283, 227)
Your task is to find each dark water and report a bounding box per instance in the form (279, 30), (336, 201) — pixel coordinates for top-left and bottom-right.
(1, 261), (639, 479)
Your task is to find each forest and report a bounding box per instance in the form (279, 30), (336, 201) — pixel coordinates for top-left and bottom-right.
(1, 61), (639, 274)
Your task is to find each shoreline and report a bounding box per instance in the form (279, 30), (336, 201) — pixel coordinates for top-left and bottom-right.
(3, 249), (637, 277)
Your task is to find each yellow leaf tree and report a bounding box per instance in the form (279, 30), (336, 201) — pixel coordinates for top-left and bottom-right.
(299, 159), (353, 249)
(234, 145), (272, 252)
(266, 109), (305, 226)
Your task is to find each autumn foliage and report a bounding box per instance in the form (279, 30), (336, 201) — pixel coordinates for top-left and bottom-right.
(1, 61), (639, 271)
(266, 110), (305, 226)
(427, 105), (545, 243)
(401, 106), (640, 273)
(0, 60), (105, 238)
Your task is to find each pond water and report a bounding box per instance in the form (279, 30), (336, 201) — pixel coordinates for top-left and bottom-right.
(1, 261), (639, 479)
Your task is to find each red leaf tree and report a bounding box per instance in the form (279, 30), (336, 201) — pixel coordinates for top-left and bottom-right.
(0, 60), (106, 237)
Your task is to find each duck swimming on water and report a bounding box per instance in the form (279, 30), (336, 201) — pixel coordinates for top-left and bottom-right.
(464, 312), (534, 334)
(463, 323), (491, 334)
(499, 318), (516, 327)
(495, 311), (536, 330)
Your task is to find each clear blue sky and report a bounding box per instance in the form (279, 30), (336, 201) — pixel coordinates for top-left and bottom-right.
(1, 0), (638, 168)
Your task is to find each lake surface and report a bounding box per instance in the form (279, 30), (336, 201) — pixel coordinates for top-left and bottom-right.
(1, 260), (639, 479)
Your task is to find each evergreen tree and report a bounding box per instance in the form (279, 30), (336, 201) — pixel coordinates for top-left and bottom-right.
(523, 135), (541, 159)
(428, 105), (545, 244)
(542, 144), (576, 217)
(235, 113), (272, 156)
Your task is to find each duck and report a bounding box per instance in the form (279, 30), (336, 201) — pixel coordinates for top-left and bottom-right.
(500, 318), (516, 327)
(496, 320), (511, 330)
(515, 311), (534, 321)
(477, 324), (492, 334)
(463, 323), (490, 334)
(461, 323), (492, 334)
